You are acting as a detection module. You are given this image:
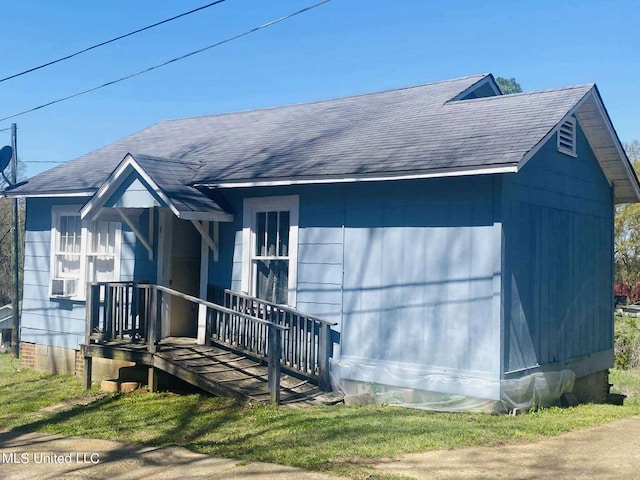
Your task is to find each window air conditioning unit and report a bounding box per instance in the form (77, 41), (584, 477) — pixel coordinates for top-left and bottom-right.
(51, 278), (77, 297)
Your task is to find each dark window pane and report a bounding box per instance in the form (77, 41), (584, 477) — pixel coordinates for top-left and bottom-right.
(266, 211), (278, 256)
(255, 260), (289, 304)
(256, 212), (266, 256)
(278, 211), (290, 256)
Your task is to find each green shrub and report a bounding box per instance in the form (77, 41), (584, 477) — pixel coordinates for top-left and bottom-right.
(614, 315), (640, 369)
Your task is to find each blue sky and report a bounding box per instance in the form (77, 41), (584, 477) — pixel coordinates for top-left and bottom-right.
(1, 0), (639, 178)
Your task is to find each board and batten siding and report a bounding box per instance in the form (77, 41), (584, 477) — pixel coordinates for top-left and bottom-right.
(339, 177), (502, 399)
(213, 178), (503, 399)
(502, 119), (614, 377)
(21, 198), (142, 350)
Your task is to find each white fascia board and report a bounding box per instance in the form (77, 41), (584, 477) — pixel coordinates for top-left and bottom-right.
(81, 154), (180, 220)
(193, 164), (519, 189)
(517, 88), (594, 171)
(3, 190), (94, 198)
(80, 155), (136, 219)
(177, 210), (234, 222)
(587, 88), (640, 202)
(517, 87), (640, 203)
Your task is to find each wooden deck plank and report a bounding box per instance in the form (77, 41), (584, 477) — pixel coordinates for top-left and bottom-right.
(81, 339), (342, 406)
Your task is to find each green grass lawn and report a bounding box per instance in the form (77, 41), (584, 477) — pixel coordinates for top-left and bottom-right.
(3, 352), (640, 479)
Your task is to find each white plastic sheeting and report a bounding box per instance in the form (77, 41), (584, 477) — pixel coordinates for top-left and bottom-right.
(501, 370), (576, 412)
(333, 358), (576, 414)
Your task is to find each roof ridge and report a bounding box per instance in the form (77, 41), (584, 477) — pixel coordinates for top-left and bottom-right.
(130, 151), (196, 164)
(448, 83), (595, 104)
(158, 74), (491, 124)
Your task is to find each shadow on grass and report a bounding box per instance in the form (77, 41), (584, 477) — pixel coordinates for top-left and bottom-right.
(10, 392), (247, 450)
(1, 395), (316, 480)
(6, 386), (640, 480)
(5, 392), (407, 475)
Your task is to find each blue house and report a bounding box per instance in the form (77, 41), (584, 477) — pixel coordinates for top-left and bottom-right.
(6, 74), (639, 411)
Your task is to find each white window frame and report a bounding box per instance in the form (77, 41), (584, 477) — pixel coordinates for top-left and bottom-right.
(241, 195), (299, 307)
(557, 117), (577, 157)
(50, 206), (122, 300)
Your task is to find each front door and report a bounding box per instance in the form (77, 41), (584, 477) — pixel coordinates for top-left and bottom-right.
(158, 210), (201, 337)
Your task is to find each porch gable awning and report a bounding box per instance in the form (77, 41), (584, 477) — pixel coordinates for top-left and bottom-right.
(80, 153), (233, 222)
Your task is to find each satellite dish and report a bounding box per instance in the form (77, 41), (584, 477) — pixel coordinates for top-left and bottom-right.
(0, 146), (12, 172)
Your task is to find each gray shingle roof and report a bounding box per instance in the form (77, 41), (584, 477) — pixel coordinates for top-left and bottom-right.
(129, 153), (229, 217)
(7, 73), (633, 201)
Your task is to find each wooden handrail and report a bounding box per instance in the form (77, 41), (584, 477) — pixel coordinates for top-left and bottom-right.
(85, 281), (333, 403)
(85, 282), (287, 403)
(215, 287), (337, 326)
(212, 286), (334, 391)
(153, 284), (287, 330)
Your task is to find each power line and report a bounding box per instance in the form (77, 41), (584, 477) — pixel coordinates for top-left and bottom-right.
(0, 0), (331, 123)
(0, 0), (228, 84)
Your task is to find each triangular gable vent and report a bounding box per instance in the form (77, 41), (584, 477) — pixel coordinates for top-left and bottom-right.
(557, 117), (577, 157)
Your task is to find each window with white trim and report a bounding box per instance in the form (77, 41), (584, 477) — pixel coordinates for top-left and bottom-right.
(557, 117), (577, 157)
(87, 221), (120, 283)
(242, 196), (298, 306)
(50, 206), (121, 299)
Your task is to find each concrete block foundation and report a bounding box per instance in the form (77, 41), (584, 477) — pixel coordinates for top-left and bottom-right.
(573, 369), (609, 404)
(20, 342), (134, 381)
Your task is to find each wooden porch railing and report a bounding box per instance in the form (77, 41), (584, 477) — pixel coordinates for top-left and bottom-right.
(84, 282), (335, 403)
(209, 286), (336, 391)
(85, 282), (149, 344)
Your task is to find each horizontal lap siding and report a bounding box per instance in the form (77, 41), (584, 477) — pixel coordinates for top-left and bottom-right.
(22, 198), (149, 350)
(503, 121), (613, 373)
(212, 186), (346, 325)
(22, 199), (86, 349)
(297, 195), (344, 325)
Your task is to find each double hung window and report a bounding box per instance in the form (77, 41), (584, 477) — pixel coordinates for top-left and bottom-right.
(50, 206), (121, 299)
(254, 210), (290, 304)
(242, 196), (298, 306)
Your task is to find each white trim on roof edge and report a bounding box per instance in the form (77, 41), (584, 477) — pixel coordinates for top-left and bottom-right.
(80, 154), (234, 222)
(178, 210), (234, 222)
(80, 154), (178, 221)
(585, 87), (640, 202)
(4, 190), (94, 198)
(194, 164), (520, 189)
(517, 89), (594, 171)
(517, 87), (640, 203)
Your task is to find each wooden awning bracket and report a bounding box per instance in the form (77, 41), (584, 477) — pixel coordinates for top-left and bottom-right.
(115, 208), (154, 260)
(191, 220), (219, 261)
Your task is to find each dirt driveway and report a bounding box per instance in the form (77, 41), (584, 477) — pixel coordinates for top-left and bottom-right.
(0, 430), (344, 480)
(374, 415), (640, 480)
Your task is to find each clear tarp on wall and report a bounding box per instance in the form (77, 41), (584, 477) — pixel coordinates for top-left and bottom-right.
(332, 358), (576, 414)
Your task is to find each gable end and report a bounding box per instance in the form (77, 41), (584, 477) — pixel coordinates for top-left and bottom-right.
(449, 74), (502, 101)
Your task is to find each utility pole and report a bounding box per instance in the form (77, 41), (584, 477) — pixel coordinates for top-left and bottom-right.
(10, 123), (20, 358)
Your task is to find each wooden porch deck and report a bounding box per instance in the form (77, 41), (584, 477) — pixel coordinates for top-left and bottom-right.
(82, 338), (342, 405)
(83, 282), (340, 405)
